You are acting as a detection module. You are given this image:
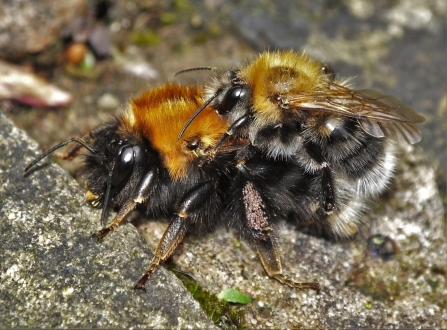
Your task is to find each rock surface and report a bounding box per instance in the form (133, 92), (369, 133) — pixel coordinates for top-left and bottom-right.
(0, 112), (216, 329)
(0, 0), (87, 61)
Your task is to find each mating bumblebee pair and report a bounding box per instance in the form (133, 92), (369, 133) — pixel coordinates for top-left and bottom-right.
(25, 50), (425, 292)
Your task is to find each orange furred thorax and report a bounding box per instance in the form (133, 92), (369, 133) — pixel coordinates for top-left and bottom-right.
(121, 84), (228, 180)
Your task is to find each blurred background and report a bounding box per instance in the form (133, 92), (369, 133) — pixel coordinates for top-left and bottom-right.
(1, 0), (445, 182)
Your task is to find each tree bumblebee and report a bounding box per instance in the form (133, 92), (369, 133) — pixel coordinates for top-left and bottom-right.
(25, 83), (320, 292)
(180, 50), (425, 237)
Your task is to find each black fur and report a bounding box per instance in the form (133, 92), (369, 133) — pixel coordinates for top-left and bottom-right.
(80, 120), (328, 236)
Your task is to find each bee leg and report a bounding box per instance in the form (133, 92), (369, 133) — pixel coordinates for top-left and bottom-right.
(133, 214), (188, 292)
(241, 179), (320, 291)
(92, 199), (138, 240)
(304, 141), (337, 214)
(321, 164), (336, 214)
(134, 181), (215, 292)
(255, 237), (320, 291)
(199, 114), (251, 167)
(213, 114), (250, 152)
(93, 170), (156, 240)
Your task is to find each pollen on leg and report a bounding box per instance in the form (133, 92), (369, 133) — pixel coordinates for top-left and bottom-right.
(242, 181), (269, 231)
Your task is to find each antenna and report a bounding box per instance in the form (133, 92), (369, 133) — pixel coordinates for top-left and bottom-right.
(24, 137), (95, 173)
(177, 92), (219, 140)
(174, 66), (215, 77)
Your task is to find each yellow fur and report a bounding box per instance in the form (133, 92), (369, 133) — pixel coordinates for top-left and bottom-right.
(240, 51), (326, 124)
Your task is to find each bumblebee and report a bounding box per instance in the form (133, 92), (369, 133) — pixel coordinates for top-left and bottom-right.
(25, 84), (320, 291)
(179, 50), (425, 237)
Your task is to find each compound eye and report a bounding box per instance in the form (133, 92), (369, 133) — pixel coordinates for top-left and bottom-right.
(220, 86), (246, 115)
(111, 146), (135, 189)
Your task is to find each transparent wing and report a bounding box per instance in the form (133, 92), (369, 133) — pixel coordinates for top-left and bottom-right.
(288, 84), (425, 144)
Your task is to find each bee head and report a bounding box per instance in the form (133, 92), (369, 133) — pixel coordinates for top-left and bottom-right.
(206, 70), (252, 123)
(82, 123), (150, 226)
(177, 71), (252, 142)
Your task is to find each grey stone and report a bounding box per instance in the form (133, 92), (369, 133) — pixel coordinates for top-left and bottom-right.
(0, 0), (87, 60)
(0, 112), (216, 329)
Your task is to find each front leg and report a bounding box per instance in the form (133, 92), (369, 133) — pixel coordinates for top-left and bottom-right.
(213, 113), (251, 154)
(242, 180), (320, 291)
(93, 170), (156, 240)
(134, 181), (215, 291)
